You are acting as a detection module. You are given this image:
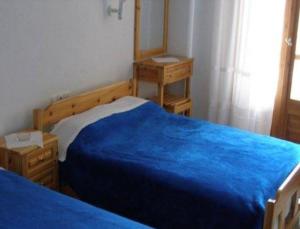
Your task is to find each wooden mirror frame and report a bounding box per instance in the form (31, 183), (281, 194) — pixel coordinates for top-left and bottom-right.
(134, 0), (169, 61)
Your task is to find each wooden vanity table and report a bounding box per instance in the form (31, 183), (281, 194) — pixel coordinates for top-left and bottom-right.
(133, 56), (193, 116)
(133, 0), (194, 116)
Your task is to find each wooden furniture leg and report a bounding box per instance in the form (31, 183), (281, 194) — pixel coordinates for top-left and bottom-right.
(184, 78), (191, 98)
(158, 84), (164, 106)
(133, 64), (139, 97)
(186, 108), (192, 117)
(0, 149), (8, 169)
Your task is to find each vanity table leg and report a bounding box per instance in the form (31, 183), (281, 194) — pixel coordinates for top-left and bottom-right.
(134, 79), (139, 97)
(0, 149), (8, 169)
(186, 108), (192, 117)
(133, 65), (139, 97)
(158, 84), (164, 106)
(184, 78), (191, 98)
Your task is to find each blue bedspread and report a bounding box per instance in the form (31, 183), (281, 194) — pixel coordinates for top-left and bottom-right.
(61, 102), (300, 229)
(0, 170), (150, 229)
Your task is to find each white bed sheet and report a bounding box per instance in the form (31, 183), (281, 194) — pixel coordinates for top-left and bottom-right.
(51, 96), (147, 162)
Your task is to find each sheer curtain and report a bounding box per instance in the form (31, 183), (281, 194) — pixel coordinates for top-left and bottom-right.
(208, 0), (285, 134)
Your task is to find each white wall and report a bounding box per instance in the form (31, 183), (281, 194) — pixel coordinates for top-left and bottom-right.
(168, 0), (216, 119)
(0, 0), (215, 135)
(168, 0), (194, 57)
(191, 0), (216, 119)
(0, 0), (135, 136)
(167, 0), (194, 97)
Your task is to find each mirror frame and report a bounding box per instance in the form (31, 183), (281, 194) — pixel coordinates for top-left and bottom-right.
(134, 0), (169, 61)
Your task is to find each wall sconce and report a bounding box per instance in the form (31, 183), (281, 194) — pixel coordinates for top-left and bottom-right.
(107, 0), (126, 20)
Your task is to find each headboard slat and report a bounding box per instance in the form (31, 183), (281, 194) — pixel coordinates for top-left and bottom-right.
(33, 80), (133, 131)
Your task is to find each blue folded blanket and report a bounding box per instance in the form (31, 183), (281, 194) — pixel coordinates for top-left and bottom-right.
(61, 101), (300, 228)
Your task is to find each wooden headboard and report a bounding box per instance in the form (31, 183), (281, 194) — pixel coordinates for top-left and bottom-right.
(33, 80), (134, 131)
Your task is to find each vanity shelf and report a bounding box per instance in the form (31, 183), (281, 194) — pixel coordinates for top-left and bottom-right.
(133, 56), (193, 116)
(150, 93), (192, 116)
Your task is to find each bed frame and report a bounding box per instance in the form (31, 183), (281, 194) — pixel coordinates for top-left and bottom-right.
(33, 80), (300, 229)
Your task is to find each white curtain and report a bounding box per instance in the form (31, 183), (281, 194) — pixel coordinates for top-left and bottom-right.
(208, 0), (285, 134)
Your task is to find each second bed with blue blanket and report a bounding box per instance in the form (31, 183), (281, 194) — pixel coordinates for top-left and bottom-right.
(59, 100), (300, 228)
(0, 169), (149, 229)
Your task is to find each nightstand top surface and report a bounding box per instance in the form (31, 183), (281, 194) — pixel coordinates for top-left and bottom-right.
(0, 131), (57, 155)
(134, 55), (193, 67)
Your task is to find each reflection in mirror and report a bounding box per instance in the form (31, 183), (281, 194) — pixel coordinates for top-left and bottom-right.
(140, 0), (164, 50)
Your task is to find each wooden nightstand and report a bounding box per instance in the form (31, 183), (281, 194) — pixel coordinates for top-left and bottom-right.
(0, 132), (58, 190)
(133, 56), (193, 116)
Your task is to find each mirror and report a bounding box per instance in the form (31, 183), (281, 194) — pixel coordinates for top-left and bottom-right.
(134, 0), (169, 61)
(140, 0), (164, 50)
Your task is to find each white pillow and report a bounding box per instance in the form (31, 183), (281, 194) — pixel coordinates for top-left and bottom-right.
(51, 96), (147, 162)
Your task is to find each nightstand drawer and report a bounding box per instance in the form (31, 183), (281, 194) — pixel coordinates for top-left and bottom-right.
(137, 66), (161, 83)
(26, 143), (57, 176)
(30, 167), (57, 189)
(165, 63), (192, 84)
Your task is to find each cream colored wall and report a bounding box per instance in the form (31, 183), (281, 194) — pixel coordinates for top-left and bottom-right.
(0, 0), (134, 135)
(168, 0), (216, 119)
(0, 0), (215, 136)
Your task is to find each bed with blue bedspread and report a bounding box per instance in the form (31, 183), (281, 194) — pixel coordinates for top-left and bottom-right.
(56, 99), (300, 229)
(0, 169), (150, 229)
